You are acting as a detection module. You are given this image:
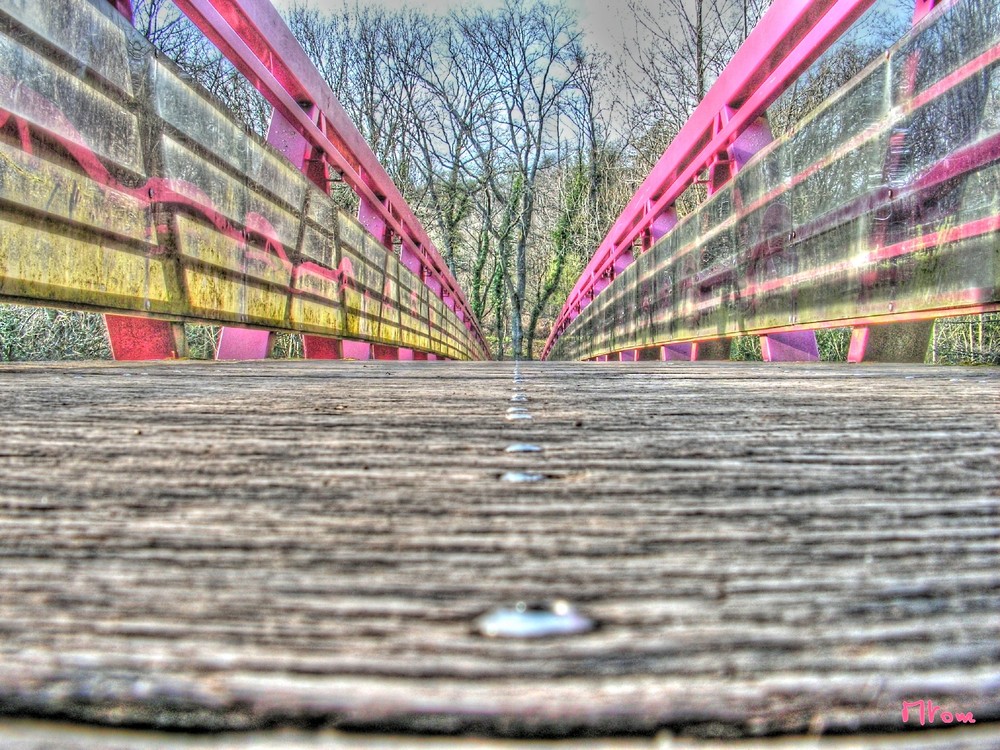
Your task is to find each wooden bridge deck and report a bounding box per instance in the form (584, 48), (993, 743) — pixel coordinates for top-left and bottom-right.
(0, 360), (997, 747)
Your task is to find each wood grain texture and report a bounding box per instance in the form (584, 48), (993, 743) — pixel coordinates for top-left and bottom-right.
(0, 361), (997, 742)
(0, 719), (998, 749)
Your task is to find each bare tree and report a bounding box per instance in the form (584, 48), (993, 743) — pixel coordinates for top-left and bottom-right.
(623, 0), (767, 155)
(134, 0), (271, 135)
(417, 0), (584, 358)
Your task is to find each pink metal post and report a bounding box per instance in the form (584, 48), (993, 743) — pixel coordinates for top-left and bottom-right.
(373, 345), (400, 360)
(399, 245), (423, 277)
(216, 329), (272, 360)
(649, 208), (678, 244)
(105, 317), (185, 360)
(760, 332), (820, 362)
(342, 341), (372, 360)
(303, 336), (342, 359)
(357, 194), (392, 249)
(661, 343), (694, 361)
(847, 328), (871, 363)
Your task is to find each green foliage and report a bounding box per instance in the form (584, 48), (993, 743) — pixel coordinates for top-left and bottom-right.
(817, 328), (851, 362)
(526, 163), (589, 358)
(0, 305), (110, 361)
(269, 332), (304, 359)
(183, 325), (219, 360)
(933, 314), (1000, 365)
(729, 335), (761, 361)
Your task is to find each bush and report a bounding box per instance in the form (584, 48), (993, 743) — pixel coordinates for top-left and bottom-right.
(0, 305), (110, 361)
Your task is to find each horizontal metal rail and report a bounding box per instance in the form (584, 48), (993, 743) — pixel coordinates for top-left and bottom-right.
(0, 0), (484, 361)
(544, 0), (885, 359)
(546, 0), (1000, 361)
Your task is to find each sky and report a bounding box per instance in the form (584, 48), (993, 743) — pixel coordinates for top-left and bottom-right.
(273, 0), (634, 59)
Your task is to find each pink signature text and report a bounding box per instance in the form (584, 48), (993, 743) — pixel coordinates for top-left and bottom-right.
(901, 700), (975, 726)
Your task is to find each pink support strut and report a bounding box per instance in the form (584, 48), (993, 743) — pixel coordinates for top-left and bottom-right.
(303, 336), (342, 359)
(341, 341), (371, 360)
(661, 343), (694, 361)
(760, 331), (820, 362)
(105, 316), (182, 360)
(216, 328), (272, 360)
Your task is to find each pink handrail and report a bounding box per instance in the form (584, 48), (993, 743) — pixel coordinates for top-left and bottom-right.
(171, 0), (489, 358)
(542, 0), (878, 359)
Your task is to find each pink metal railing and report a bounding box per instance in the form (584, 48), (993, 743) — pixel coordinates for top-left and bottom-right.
(114, 0), (488, 360)
(543, 0), (883, 359)
(545, 0), (1000, 363)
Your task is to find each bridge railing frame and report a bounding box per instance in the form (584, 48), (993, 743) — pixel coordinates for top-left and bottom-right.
(543, 0), (996, 363)
(159, 0), (488, 357)
(103, 0), (489, 361)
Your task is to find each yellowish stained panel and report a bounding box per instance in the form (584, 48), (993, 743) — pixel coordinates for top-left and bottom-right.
(290, 298), (342, 334)
(183, 268), (288, 325)
(175, 215), (291, 288)
(0, 217), (170, 309)
(0, 141), (152, 244)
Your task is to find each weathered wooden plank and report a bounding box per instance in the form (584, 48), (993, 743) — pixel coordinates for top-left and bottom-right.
(0, 362), (996, 742)
(0, 719), (997, 749)
(0, 140), (153, 244)
(0, 0), (133, 97)
(0, 28), (142, 175)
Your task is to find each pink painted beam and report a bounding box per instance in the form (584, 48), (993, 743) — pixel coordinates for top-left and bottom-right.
(544, 0), (877, 359)
(105, 316), (183, 360)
